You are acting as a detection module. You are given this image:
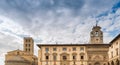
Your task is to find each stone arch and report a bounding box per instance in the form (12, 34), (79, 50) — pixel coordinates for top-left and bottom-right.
(52, 53), (57, 55)
(94, 62), (100, 65)
(60, 53), (70, 65)
(60, 53), (69, 61)
(93, 55), (102, 61)
(111, 61), (114, 65)
(116, 59), (119, 65)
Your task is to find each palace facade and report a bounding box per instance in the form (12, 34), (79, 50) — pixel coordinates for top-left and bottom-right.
(37, 25), (120, 65)
(4, 24), (120, 65)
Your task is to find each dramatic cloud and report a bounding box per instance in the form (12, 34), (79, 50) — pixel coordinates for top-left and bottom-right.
(0, 0), (120, 65)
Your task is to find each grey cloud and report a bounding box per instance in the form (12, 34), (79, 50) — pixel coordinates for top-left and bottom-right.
(0, 32), (22, 56)
(0, 0), (118, 44)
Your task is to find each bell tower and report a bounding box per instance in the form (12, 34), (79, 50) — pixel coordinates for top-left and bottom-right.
(23, 37), (34, 55)
(90, 21), (103, 44)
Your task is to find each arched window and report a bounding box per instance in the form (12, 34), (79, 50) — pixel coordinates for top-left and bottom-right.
(63, 56), (67, 60)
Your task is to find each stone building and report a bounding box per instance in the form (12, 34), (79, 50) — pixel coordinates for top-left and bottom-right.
(37, 24), (120, 65)
(108, 34), (120, 65)
(5, 37), (38, 65)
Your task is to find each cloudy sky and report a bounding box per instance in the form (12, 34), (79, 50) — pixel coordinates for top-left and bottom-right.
(0, 0), (120, 64)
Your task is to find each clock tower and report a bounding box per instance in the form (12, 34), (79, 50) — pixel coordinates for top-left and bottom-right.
(90, 22), (103, 44)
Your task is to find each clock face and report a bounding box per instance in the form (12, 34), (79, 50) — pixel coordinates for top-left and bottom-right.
(95, 31), (99, 36)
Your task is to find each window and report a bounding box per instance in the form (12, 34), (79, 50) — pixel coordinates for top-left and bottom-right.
(45, 48), (49, 52)
(29, 44), (30, 47)
(63, 56), (67, 60)
(73, 47), (76, 51)
(26, 44), (27, 47)
(46, 56), (49, 60)
(96, 39), (98, 41)
(26, 49), (27, 51)
(28, 48), (30, 51)
(29, 39), (31, 42)
(111, 52), (113, 58)
(116, 42), (118, 45)
(116, 48), (118, 56)
(53, 48), (57, 51)
(53, 55), (57, 60)
(63, 48), (67, 51)
(26, 40), (27, 42)
(73, 56), (76, 60)
(80, 47), (84, 51)
(111, 46), (113, 48)
(104, 56), (106, 60)
(17, 52), (19, 55)
(89, 56), (91, 60)
(81, 56), (84, 60)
